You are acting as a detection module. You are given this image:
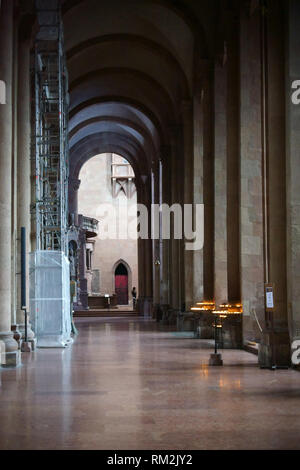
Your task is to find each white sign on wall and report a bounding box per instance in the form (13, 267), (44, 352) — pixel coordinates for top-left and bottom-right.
(266, 291), (274, 309)
(265, 284), (275, 311)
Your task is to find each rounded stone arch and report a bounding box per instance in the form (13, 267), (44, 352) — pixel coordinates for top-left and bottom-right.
(61, 0), (209, 59)
(69, 101), (160, 147)
(66, 34), (191, 100)
(69, 68), (177, 116)
(69, 120), (154, 160)
(69, 96), (167, 145)
(69, 116), (157, 160)
(112, 259), (133, 305)
(69, 132), (148, 182)
(68, 138), (147, 218)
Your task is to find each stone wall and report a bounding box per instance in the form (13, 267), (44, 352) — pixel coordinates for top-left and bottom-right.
(78, 153), (138, 305)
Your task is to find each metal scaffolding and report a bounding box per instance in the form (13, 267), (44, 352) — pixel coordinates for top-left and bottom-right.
(30, 1), (72, 348)
(32, 0), (69, 252)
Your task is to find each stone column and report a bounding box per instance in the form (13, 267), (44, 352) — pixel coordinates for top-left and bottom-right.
(182, 100), (194, 311)
(240, 5), (265, 343)
(160, 152), (171, 315)
(286, 0), (300, 355)
(69, 178), (81, 225)
(226, 14), (241, 303)
(169, 129), (181, 314)
(214, 62), (228, 305)
(11, 16), (18, 329)
(0, 0), (20, 366)
(144, 179), (153, 316)
(193, 65), (204, 302)
(136, 181), (145, 314)
(15, 38), (35, 343)
(151, 162), (161, 316)
(193, 59), (215, 305)
(201, 64), (215, 303)
(136, 178), (152, 316)
(259, 0), (289, 366)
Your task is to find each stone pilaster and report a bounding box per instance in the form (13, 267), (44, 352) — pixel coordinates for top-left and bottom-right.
(15, 38), (35, 344)
(0, 0), (20, 367)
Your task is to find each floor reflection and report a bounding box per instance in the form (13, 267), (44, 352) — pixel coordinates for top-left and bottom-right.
(0, 317), (299, 450)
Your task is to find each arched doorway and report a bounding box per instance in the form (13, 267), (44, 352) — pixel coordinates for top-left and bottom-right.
(115, 263), (129, 305)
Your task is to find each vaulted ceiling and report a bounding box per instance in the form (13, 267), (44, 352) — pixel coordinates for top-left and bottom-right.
(63, 0), (217, 182)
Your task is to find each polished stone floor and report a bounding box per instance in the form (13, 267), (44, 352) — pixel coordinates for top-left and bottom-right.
(0, 317), (300, 450)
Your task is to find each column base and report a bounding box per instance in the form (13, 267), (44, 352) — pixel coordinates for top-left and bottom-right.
(0, 332), (21, 368)
(194, 313), (214, 339)
(152, 303), (162, 321)
(11, 325), (22, 347)
(79, 279), (89, 310)
(138, 297), (153, 317)
(258, 329), (291, 368)
(16, 320), (35, 341)
(160, 308), (177, 325)
(1, 351), (21, 367)
(177, 311), (195, 332)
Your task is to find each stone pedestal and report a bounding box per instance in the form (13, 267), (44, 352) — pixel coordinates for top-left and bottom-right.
(0, 332), (21, 367)
(12, 325), (22, 347)
(20, 341), (32, 353)
(209, 353), (223, 366)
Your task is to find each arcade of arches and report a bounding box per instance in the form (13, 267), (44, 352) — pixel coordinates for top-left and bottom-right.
(0, 0), (300, 451)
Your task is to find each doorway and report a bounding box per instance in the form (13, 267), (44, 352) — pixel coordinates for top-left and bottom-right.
(115, 263), (129, 305)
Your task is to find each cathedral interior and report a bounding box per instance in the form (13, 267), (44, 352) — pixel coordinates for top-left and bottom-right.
(0, 0), (300, 452)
